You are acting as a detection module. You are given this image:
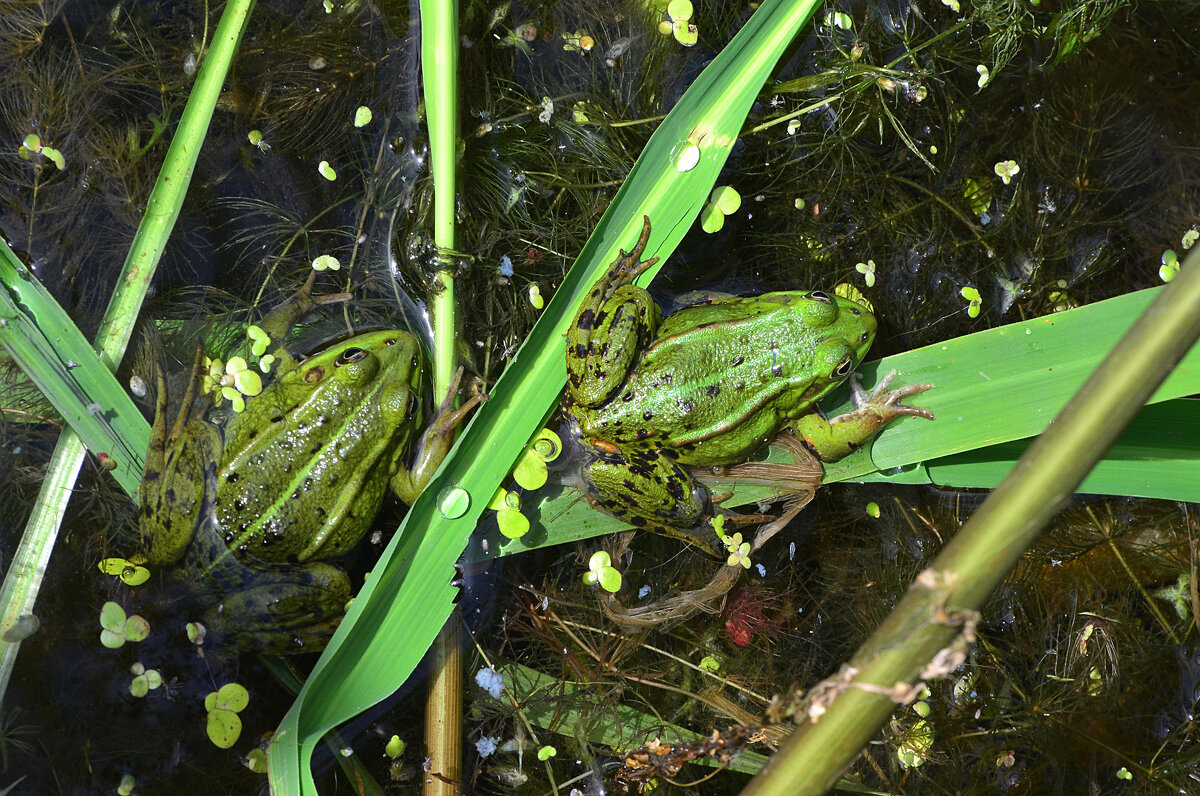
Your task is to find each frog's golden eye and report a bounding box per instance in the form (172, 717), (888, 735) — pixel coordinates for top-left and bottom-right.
(336, 347), (370, 366)
(810, 291), (833, 304)
(833, 355), (854, 378)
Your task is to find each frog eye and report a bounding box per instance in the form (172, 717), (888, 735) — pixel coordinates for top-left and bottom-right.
(336, 347), (370, 366)
(809, 291), (832, 304)
(833, 355), (855, 378)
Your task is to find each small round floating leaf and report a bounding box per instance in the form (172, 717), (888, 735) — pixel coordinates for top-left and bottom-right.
(130, 675), (150, 698)
(1159, 260), (1180, 283)
(354, 106), (373, 127)
(41, 147), (65, 170)
(99, 558), (129, 576)
(386, 735), (406, 758)
(207, 709), (243, 749)
(231, 368), (262, 398)
(672, 20), (698, 46)
(118, 775), (136, 795)
(528, 284), (544, 309)
(497, 508), (530, 540)
(487, 487), (509, 511)
(667, 0), (693, 20)
(215, 682), (250, 712)
(248, 129), (263, 146)
(100, 601), (125, 630)
(712, 185), (741, 214)
(699, 655), (720, 673)
(247, 325), (271, 355)
(700, 203), (725, 234)
(245, 748), (268, 773)
(121, 565), (150, 586)
(866, 501), (881, 518)
(537, 745), (557, 761)
(993, 160), (1020, 185)
(312, 254), (340, 272)
(318, 160), (337, 181)
(187, 621), (207, 645)
(657, 20), (672, 35)
(124, 614), (150, 643)
(1183, 229), (1199, 250)
(855, 261), (877, 288)
(22, 134), (40, 151)
(597, 566), (622, 593)
(513, 452), (548, 490)
(976, 64), (990, 88)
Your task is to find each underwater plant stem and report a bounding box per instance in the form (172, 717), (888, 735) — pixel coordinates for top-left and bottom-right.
(0, 433), (86, 703)
(743, 248), (1200, 796)
(420, 0), (463, 792)
(93, 0), (256, 369)
(1101, 534), (1181, 644)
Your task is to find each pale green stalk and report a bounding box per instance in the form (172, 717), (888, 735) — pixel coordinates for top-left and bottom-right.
(419, 0), (464, 791)
(741, 247), (1200, 795)
(0, 0), (255, 708)
(95, 0), (258, 368)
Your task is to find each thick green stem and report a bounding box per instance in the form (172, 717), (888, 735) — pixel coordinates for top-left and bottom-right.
(742, 248), (1200, 794)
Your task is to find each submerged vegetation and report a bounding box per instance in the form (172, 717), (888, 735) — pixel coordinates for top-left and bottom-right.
(1, 0), (1199, 792)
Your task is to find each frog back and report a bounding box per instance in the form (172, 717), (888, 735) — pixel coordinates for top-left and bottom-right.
(580, 292), (874, 466)
(215, 331), (425, 563)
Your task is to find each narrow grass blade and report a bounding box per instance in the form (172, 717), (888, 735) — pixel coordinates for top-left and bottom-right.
(268, 1), (824, 792)
(0, 0), (255, 713)
(0, 240), (149, 496)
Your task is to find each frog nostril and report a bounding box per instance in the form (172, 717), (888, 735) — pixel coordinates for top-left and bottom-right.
(336, 347), (369, 366)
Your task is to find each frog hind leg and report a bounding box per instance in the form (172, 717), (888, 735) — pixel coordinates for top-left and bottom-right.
(140, 350), (221, 567)
(566, 218), (661, 408)
(202, 560), (352, 655)
(794, 370), (934, 461)
(581, 440), (721, 553)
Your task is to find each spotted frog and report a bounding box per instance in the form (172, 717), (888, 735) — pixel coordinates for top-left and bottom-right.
(564, 218), (933, 549)
(139, 280), (478, 653)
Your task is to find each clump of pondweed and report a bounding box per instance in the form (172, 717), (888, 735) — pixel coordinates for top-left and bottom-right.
(807, 486), (1200, 793)
(675, 1), (1200, 357)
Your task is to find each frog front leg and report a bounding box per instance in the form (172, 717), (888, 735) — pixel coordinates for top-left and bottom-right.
(390, 367), (486, 505)
(566, 217), (661, 408)
(794, 370), (934, 461)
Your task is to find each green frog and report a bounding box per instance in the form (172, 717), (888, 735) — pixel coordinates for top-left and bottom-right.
(139, 279), (478, 653)
(564, 218), (933, 551)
